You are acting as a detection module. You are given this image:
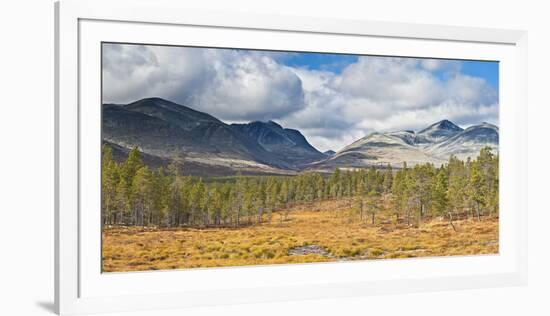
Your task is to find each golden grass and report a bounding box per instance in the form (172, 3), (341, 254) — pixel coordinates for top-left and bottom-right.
(102, 199), (499, 272)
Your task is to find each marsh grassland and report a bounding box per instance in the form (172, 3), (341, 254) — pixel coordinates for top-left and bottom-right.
(102, 199), (498, 272)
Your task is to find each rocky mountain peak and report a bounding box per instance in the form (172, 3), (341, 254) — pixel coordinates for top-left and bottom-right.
(420, 119), (463, 133)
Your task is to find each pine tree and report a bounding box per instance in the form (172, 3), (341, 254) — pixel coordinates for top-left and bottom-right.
(148, 169), (166, 226)
(314, 173), (325, 200)
(224, 184), (236, 225)
(366, 189), (380, 225)
(401, 164), (417, 226)
(354, 171), (367, 221)
(467, 147), (496, 220)
(447, 155), (466, 217)
(166, 173), (184, 226)
(479, 147), (498, 217)
(101, 144), (119, 225)
(131, 166), (152, 226)
(412, 163), (435, 222)
(487, 154), (499, 217)
(208, 186), (223, 226)
(366, 167), (377, 193)
(255, 180), (266, 223)
(329, 168), (341, 198)
(432, 168), (448, 216)
(121, 147), (143, 186)
(468, 160), (485, 221)
(189, 179), (206, 226)
(266, 178), (279, 209)
(115, 178), (130, 225)
(382, 164), (393, 193)
(234, 173), (245, 226)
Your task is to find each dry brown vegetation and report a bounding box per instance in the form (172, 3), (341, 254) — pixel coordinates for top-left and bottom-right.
(102, 199), (498, 272)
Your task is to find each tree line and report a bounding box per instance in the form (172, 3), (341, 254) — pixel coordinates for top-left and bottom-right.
(102, 145), (498, 228)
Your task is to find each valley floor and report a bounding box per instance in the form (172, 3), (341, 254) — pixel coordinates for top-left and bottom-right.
(102, 199), (499, 272)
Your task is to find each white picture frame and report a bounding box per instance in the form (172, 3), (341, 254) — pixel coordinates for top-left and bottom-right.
(55, 0), (528, 314)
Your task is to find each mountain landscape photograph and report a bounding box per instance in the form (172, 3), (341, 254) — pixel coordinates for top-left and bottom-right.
(101, 43), (499, 272)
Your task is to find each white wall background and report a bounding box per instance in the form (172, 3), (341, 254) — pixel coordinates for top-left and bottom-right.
(0, 0), (547, 315)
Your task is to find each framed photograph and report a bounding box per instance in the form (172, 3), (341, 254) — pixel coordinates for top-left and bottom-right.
(55, 0), (527, 314)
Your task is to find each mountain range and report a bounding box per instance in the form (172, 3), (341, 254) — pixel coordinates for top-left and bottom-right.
(102, 98), (498, 175)
(308, 120), (498, 171)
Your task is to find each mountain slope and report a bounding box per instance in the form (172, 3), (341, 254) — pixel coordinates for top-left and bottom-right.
(307, 120), (498, 171)
(309, 132), (445, 171)
(230, 121), (325, 167)
(414, 119), (464, 144)
(426, 122), (499, 160)
(102, 98), (295, 175)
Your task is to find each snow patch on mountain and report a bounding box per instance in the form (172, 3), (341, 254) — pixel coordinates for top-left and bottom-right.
(308, 119), (498, 170)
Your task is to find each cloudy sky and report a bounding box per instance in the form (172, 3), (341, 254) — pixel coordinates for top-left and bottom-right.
(102, 43), (499, 152)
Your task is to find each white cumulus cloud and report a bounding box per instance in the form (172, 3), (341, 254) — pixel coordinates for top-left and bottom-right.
(103, 44), (305, 121)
